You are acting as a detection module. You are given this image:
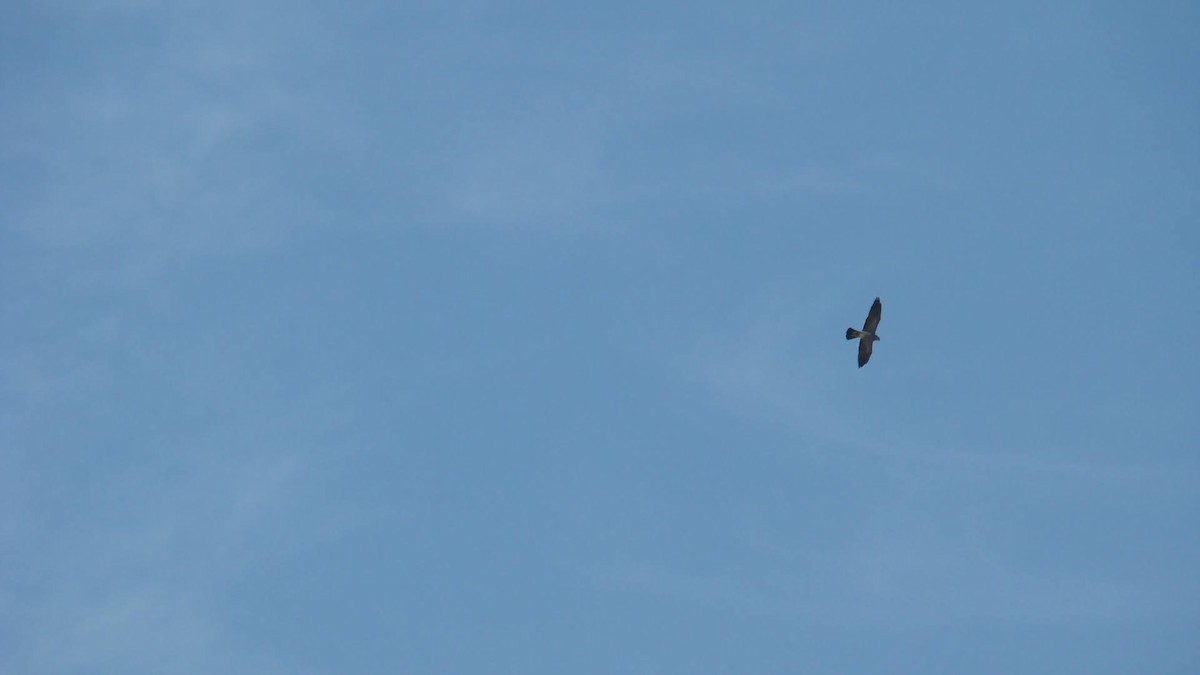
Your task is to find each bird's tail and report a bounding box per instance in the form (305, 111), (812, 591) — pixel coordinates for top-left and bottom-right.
(846, 327), (863, 340)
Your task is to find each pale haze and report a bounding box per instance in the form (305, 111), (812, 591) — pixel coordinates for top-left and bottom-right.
(2, 2), (1197, 673)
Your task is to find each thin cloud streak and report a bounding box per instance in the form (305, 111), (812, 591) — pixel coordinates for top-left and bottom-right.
(431, 102), (616, 230)
(2, 399), (356, 674)
(668, 291), (1200, 632)
(5, 2), (351, 290)
(582, 505), (1193, 630)
(683, 297), (1197, 486)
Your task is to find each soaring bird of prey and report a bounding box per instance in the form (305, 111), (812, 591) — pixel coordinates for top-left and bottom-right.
(845, 297), (882, 368)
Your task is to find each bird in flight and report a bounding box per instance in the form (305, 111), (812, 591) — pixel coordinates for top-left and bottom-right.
(845, 297), (882, 368)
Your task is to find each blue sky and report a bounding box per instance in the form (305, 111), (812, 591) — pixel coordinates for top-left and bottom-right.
(2, 1), (1197, 673)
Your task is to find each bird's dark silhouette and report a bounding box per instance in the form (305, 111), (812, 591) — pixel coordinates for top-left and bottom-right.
(845, 297), (882, 368)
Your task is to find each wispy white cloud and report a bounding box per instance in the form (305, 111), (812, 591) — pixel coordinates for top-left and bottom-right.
(819, 511), (1173, 627)
(682, 290), (1198, 485)
(427, 100), (617, 230)
(681, 291), (862, 447)
(0, 298), (362, 672)
(766, 167), (861, 195)
(583, 511), (1190, 630)
(5, 2), (353, 289)
(665, 289), (1200, 629)
(579, 558), (779, 615)
(1, 390), (358, 674)
(37, 0), (170, 12)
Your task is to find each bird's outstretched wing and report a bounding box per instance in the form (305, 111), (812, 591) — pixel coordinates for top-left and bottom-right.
(857, 338), (873, 368)
(862, 297), (882, 333)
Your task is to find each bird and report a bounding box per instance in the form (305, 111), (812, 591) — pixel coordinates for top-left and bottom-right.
(845, 297), (882, 368)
